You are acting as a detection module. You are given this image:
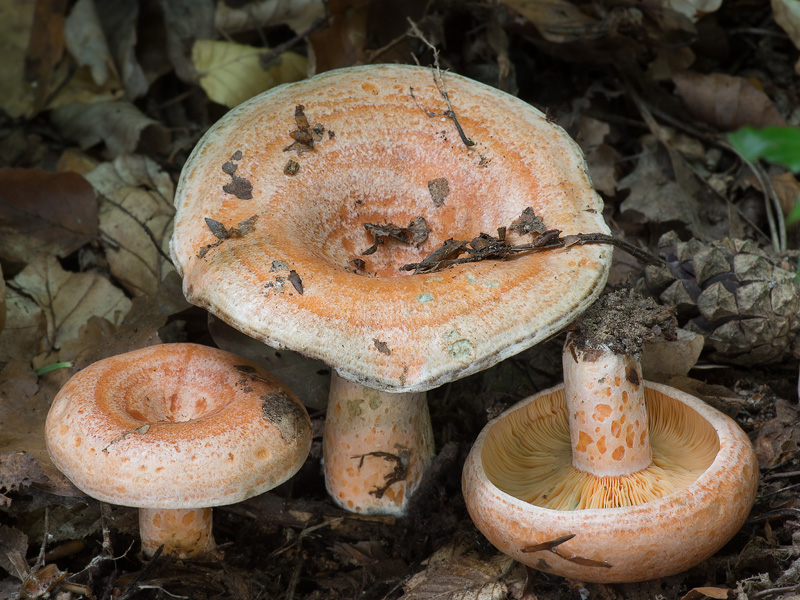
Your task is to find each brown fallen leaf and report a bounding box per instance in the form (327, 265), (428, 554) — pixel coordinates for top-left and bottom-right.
(0, 361), (75, 498)
(50, 101), (170, 157)
(86, 155), (177, 297)
(672, 71), (787, 131)
(679, 586), (732, 600)
(618, 136), (727, 240)
(24, 0), (68, 113)
(0, 287), (46, 368)
(94, 0), (147, 99)
(0, 168), (98, 264)
(403, 543), (513, 600)
(8, 254), (131, 352)
(64, 0), (119, 87)
(308, 0), (370, 71)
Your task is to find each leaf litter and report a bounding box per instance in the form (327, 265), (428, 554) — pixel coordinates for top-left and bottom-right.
(3, 1), (800, 598)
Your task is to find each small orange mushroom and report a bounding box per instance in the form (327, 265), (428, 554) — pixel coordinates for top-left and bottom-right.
(462, 291), (759, 582)
(169, 64), (613, 514)
(45, 343), (312, 559)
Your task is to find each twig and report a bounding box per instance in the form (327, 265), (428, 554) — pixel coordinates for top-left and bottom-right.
(258, 17), (329, 69)
(401, 231), (662, 274)
(407, 17), (475, 147)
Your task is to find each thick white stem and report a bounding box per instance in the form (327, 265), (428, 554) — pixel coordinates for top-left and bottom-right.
(563, 333), (652, 476)
(323, 373), (434, 515)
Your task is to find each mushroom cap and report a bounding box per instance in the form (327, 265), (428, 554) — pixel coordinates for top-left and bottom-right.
(170, 64), (611, 393)
(462, 382), (759, 583)
(45, 343), (312, 509)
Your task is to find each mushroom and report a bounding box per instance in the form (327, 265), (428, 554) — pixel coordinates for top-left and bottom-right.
(45, 343), (312, 558)
(169, 64), (612, 515)
(462, 290), (759, 582)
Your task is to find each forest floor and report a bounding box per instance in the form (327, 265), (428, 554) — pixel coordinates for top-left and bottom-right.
(2, 0), (800, 598)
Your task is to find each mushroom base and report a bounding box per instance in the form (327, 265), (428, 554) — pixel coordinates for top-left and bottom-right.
(462, 382), (759, 583)
(323, 373), (434, 515)
(139, 507), (215, 559)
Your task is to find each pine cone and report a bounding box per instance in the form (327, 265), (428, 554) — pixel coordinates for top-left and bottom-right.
(644, 231), (800, 365)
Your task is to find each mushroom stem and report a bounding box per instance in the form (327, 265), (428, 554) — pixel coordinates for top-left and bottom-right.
(139, 507), (216, 559)
(323, 373), (434, 515)
(563, 333), (652, 477)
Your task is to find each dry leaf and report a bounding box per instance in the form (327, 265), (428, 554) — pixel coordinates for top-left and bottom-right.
(0, 288), (46, 367)
(575, 116), (618, 196)
(64, 0), (118, 87)
(161, 0), (215, 82)
(86, 155), (176, 297)
(642, 328), (705, 380)
(661, 0), (722, 22)
(8, 254), (131, 352)
(770, 170), (800, 218)
(94, 0), (147, 99)
(619, 136), (727, 239)
(402, 544), (513, 600)
(500, 0), (597, 43)
(772, 0), (800, 51)
(215, 0), (325, 34)
(307, 0), (369, 72)
(673, 71), (787, 131)
(680, 586), (732, 600)
(0, 168), (98, 264)
(50, 101), (170, 157)
(192, 40), (307, 108)
(24, 0), (68, 113)
(0, 524), (28, 578)
(0, 0), (39, 118)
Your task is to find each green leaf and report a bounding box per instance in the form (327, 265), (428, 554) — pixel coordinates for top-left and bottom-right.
(728, 126), (800, 172)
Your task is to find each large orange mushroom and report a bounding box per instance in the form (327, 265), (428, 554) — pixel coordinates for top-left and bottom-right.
(170, 64), (612, 515)
(462, 290), (759, 582)
(45, 343), (312, 559)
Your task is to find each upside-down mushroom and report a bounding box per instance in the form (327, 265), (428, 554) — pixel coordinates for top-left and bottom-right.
(170, 64), (612, 515)
(462, 290), (759, 582)
(45, 344), (311, 559)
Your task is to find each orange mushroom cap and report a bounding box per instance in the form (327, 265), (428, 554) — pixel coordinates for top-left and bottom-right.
(462, 382), (759, 583)
(45, 343), (311, 509)
(169, 64), (612, 392)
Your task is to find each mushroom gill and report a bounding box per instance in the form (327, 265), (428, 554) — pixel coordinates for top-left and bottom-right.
(481, 386), (719, 510)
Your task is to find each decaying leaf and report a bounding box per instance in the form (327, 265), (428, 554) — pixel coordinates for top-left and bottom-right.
(161, 0), (216, 82)
(661, 0), (722, 22)
(619, 137), (727, 240)
(192, 39), (307, 108)
(8, 254), (131, 352)
(0, 360), (75, 492)
(0, 0), (37, 118)
(499, 0), (598, 44)
(0, 288), (46, 368)
(0, 168), (98, 264)
(64, 0), (118, 87)
(86, 155), (177, 297)
(50, 101), (170, 157)
(363, 217), (431, 255)
(25, 0), (68, 113)
(94, 0), (147, 99)
(215, 0), (325, 34)
(307, 0), (370, 72)
(772, 0), (800, 53)
(0, 524), (28, 579)
(403, 544), (513, 600)
(673, 71), (787, 132)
